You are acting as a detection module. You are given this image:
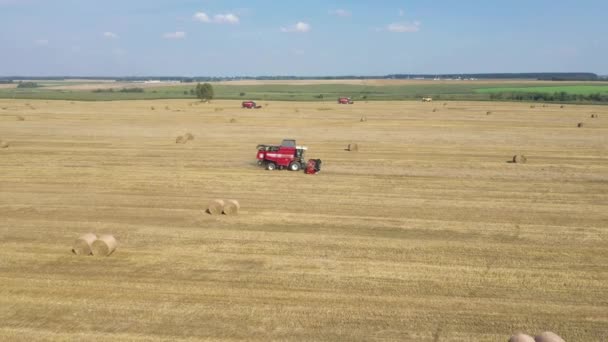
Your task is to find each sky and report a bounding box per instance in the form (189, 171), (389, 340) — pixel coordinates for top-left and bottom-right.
(1, 0), (606, 76)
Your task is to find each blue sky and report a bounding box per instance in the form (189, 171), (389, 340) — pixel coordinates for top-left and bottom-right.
(1, 0), (606, 76)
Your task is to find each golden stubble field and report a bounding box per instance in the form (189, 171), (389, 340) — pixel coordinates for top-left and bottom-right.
(0, 99), (607, 341)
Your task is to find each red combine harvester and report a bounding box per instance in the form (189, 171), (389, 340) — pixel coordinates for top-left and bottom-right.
(242, 101), (261, 109)
(337, 97), (354, 104)
(256, 139), (321, 174)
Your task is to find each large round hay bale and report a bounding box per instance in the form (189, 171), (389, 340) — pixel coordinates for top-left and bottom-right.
(577, 122), (584, 128)
(512, 155), (527, 164)
(91, 234), (117, 257)
(184, 133), (194, 141)
(207, 199), (225, 215)
(590, 113), (598, 118)
(534, 331), (564, 342)
(347, 143), (359, 152)
(0, 140), (9, 149)
(176, 135), (185, 144)
(72, 233), (97, 255)
(16, 115), (25, 121)
(509, 333), (535, 342)
(223, 199), (240, 216)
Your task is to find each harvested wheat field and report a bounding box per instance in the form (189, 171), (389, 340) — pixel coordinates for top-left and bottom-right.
(0, 99), (607, 341)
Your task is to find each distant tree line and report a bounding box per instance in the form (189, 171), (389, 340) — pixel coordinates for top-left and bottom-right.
(0, 80), (13, 84)
(1, 73), (600, 82)
(489, 92), (608, 103)
(92, 87), (145, 93)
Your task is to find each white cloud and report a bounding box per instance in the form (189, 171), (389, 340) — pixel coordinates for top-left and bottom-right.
(34, 39), (49, 46)
(193, 12), (210, 22)
(163, 31), (186, 39)
(329, 9), (351, 17)
(194, 11), (239, 24)
(213, 13), (239, 24)
(386, 21), (421, 33)
(281, 22), (311, 33)
(103, 31), (118, 39)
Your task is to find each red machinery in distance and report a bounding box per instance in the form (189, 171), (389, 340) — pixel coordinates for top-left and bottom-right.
(256, 139), (321, 174)
(242, 101), (262, 109)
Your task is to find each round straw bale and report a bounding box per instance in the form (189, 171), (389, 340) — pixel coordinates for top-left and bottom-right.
(230, 118), (237, 123)
(347, 143), (359, 152)
(176, 135), (185, 144)
(577, 122), (584, 128)
(590, 113), (598, 118)
(72, 233), (97, 255)
(486, 111), (492, 115)
(509, 333), (535, 342)
(534, 332), (564, 342)
(207, 199), (225, 215)
(0, 140), (9, 149)
(184, 133), (194, 141)
(16, 115), (25, 121)
(91, 234), (117, 257)
(223, 200), (240, 216)
(560, 105), (564, 108)
(512, 155), (527, 164)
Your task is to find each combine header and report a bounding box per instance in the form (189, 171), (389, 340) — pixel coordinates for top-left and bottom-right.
(256, 139), (321, 174)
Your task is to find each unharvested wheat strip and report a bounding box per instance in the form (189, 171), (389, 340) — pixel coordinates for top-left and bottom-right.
(207, 199), (225, 215)
(91, 234), (117, 257)
(72, 233), (97, 255)
(222, 199), (240, 216)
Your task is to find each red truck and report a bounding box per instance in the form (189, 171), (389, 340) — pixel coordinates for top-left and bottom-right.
(338, 97), (354, 104)
(256, 139), (321, 174)
(242, 101), (261, 109)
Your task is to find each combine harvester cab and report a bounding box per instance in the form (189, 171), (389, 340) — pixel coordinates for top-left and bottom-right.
(256, 139), (320, 174)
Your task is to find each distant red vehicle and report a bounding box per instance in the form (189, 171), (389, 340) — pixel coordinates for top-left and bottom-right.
(256, 139), (321, 174)
(242, 101), (261, 109)
(338, 97), (354, 104)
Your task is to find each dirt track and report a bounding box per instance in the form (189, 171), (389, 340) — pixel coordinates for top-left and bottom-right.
(0, 99), (607, 341)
